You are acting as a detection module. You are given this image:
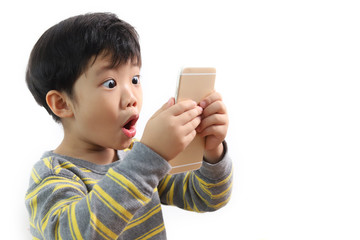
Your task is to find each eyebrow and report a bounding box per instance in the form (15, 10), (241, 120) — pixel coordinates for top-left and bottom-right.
(91, 56), (140, 77)
(95, 64), (112, 76)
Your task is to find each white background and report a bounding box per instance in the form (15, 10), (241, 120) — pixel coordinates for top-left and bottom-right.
(1, 0), (360, 239)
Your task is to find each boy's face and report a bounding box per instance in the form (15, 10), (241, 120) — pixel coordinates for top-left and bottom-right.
(68, 55), (142, 151)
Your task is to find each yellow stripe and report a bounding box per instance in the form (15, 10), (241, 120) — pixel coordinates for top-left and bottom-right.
(182, 172), (191, 209)
(52, 184), (86, 195)
(41, 204), (64, 232)
(93, 185), (132, 221)
(53, 161), (77, 174)
(31, 168), (41, 184)
(72, 175), (81, 182)
(29, 196), (34, 222)
(158, 175), (172, 196)
(60, 162), (77, 169)
(30, 195), (38, 223)
(108, 173), (146, 206)
(43, 157), (53, 170)
(135, 223), (165, 240)
(82, 178), (98, 185)
(41, 196), (81, 232)
(79, 168), (92, 173)
(167, 183), (175, 205)
(194, 167), (233, 188)
(193, 202), (200, 212)
(83, 180), (98, 185)
(54, 167), (61, 175)
(30, 221), (36, 229)
(194, 169), (233, 200)
(193, 167), (233, 202)
(59, 223), (63, 240)
(54, 217), (60, 240)
(124, 138), (138, 151)
(70, 202), (84, 240)
(108, 169), (149, 204)
(123, 204), (161, 232)
(50, 161), (76, 174)
(90, 213), (117, 240)
(34, 168), (42, 181)
(86, 195), (117, 240)
(90, 221), (111, 240)
(67, 206), (76, 240)
(25, 176), (83, 200)
(37, 221), (43, 239)
(36, 220), (43, 238)
(204, 181), (233, 199)
(192, 182), (231, 210)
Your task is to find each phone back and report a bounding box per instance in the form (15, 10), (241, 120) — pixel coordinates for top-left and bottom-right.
(168, 67), (216, 174)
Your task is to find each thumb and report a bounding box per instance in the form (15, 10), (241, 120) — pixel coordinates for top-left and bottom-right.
(165, 97), (175, 108)
(160, 97), (175, 110)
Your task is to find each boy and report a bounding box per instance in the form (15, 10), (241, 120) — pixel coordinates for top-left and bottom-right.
(25, 12), (232, 239)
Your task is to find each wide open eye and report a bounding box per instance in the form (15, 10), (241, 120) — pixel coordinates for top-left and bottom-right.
(102, 79), (117, 89)
(132, 75), (140, 85)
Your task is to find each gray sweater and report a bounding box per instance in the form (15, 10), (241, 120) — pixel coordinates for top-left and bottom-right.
(25, 141), (233, 239)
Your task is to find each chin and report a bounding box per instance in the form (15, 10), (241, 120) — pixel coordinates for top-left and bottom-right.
(115, 138), (134, 150)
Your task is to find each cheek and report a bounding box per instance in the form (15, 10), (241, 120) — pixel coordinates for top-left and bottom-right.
(77, 96), (118, 128)
(136, 88), (143, 111)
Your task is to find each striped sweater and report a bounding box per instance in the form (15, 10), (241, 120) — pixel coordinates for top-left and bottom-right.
(25, 141), (233, 239)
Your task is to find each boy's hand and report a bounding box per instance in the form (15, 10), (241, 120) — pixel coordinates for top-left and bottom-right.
(141, 98), (203, 161)
(196, 91), (229, 164)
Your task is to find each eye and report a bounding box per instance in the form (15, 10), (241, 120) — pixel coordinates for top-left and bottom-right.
(132, 75), (140, 85)
(102, 79), (117, 89)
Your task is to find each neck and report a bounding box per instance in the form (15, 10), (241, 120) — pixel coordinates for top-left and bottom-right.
(54, 132), (118, 165)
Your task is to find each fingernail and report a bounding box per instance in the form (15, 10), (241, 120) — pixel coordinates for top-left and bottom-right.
(200, 101), (206, 108)
(167, 98), (174, 105)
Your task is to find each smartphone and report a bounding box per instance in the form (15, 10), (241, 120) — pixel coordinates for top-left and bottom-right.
(168, 67), (216, 174)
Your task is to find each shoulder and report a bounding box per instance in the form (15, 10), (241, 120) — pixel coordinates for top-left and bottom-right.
(25, 153), (89, 207)
(28, 152), (85, 187)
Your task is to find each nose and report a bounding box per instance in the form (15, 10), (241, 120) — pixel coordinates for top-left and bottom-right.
(120, 85), (137, 109)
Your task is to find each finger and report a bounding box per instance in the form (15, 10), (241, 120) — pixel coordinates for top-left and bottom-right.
(199, 125), (226, 139)
(183, 129), (198, 147)
(167, 97), (175, 107)
(204, 135), (222, 151)
(169, 100), (198, 116)
(183, 116), (202, 135)
(151, 98), (175, 119)
(197, 113), (227, 133)
(199, 91), (222, 109)
(178, 106), (203, 125)
(202, 100), (227, 119)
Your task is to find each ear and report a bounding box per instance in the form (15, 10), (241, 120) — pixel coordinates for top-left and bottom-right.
(46, 90), (74, 119)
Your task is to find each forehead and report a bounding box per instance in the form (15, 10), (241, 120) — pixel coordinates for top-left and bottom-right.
(86, 53), (140, 76)
(90, 55), (114, 76)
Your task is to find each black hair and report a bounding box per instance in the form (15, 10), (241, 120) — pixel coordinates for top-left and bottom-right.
(26, 12), (141, 122)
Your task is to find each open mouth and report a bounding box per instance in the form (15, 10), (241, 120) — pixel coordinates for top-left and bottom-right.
(122, 115), (139, 138)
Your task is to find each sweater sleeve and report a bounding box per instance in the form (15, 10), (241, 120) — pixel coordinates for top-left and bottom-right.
(158, 141), (233, 212)
(25, 142), (170, 240)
